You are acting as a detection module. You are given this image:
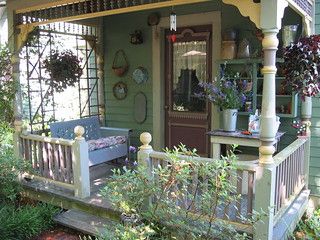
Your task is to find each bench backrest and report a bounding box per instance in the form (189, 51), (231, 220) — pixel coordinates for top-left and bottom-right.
(50, 116), (101, 140)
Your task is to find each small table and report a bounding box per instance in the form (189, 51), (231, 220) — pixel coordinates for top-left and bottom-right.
(208, 130), (285, 160)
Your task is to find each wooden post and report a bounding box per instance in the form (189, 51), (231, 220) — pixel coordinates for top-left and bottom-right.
(254, 27), (278, 240)
(301, 97), (312, 190)
(138, 132), (153, 206)
(72, 126), (90, 198)
(259, 28), (279, 165)
(255, 1), (288, 239)
(254, 165), (276, 240)
(138, 132), (153, 176)
(13, 118), (23, 159)
(11, 49), (23, 160)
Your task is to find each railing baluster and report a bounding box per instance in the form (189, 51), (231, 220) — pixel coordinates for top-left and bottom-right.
(236, 170), (243, 220)
(53, 144), (60, 181)
(247, 172), (254, 216)
(38, 141), (44, 176)
(32, 140), (37, 168)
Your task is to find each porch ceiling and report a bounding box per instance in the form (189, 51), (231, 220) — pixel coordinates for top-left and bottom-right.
(15, 0), (210, 28)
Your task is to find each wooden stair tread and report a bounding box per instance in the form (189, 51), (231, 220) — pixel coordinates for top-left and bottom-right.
(53, 209), (116, 237)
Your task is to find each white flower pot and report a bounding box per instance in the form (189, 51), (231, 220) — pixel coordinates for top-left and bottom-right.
(301, 96), (312, 119)
(222, 109), (238, 132)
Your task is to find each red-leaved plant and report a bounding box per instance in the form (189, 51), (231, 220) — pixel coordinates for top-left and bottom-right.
(283, 35), (320, 100)
(43, 50), (83, 93)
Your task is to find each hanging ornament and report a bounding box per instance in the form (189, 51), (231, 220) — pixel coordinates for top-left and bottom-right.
(170, 11), (176, 31)
(170, 10), (177, 43)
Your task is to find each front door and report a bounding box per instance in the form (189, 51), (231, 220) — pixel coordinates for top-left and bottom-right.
(165, 25), (211, 156)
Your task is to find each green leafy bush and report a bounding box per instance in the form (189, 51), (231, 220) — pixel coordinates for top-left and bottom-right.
(295, 208), (320, 239)
(100, 145), (259, 240)
(0, 44), (16, 124)
(0, 203), (59, 240)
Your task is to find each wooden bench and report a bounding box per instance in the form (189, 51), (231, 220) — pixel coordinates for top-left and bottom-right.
(50, 116), (132, 166)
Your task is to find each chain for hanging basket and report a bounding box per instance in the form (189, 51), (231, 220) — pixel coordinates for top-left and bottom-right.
(43, 50), (83, 93)
(112, 49), (129, 77)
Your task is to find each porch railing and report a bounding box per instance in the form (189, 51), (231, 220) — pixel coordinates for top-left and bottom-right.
(16, 126), (90, 198)
(273, 137), (308, 224)
(149, 152), (257, 223)
(138, 132), (311, 237)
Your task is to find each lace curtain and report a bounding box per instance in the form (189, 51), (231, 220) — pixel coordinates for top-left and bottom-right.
(172, 40), (207, 112)
(173, 40), (207, 88)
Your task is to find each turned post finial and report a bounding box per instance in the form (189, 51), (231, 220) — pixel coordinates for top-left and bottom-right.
(140, 132), (152, 150)
(74, 126), (85, 139)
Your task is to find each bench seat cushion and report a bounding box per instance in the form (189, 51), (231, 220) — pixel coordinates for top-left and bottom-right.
(87, 136), (126, 151)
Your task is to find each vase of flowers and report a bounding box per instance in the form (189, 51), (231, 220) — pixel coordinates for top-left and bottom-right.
(283, 35), (320, 118)
(197, 77), (246, 132)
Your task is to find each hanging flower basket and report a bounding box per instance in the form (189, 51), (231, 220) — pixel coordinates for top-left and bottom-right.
(112, 49), (129, 77)
(43, 50), (83, 93)
(283, 35), (320, 100)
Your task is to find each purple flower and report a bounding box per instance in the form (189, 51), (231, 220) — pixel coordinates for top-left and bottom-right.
(124, 157), (129, 164)
(133, 161), (138, 166)
(129, 146), (137, 153)
(224, 81), (233, 88)
(241, 94), (246, 104)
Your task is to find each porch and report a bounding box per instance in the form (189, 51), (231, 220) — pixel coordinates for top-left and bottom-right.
(18, 129), (310, 239)
(7, 0), (316, 239)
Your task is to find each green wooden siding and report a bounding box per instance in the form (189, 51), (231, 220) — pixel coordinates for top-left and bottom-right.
(311, 0), (320, 196)
(103, 1), (259, 146)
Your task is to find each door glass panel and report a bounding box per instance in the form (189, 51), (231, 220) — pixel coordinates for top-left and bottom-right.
(172, 41), (206, 112)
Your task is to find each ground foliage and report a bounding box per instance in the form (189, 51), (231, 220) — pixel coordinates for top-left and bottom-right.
(0, 44), (59, 240)
(294, 208), (320, 239)
(99, 145), (262, 240)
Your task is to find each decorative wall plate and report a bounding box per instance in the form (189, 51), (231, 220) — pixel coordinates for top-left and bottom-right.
(113, 81), (127, 100)
(132, 67), (148, 84)
(134, 92), (147, 124)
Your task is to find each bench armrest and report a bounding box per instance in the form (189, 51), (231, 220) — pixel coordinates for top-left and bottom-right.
(100, 127), (132, 138)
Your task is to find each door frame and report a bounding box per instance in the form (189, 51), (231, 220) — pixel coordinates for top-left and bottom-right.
(152, 11), (221, 153)
(164, 25), (212, 155)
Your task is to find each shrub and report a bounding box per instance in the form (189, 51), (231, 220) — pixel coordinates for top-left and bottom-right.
(295, 208), (320, 239)
(100, 145), (259, 240)
(0, 44), (16, 124)
(0, 203), (59, 240)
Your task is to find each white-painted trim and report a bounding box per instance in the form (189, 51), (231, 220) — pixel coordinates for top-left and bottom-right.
(152, 11), (221, 151)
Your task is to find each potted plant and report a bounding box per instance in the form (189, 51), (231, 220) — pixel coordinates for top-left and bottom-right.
(43, 50), (83, 93)
(283, 35), (320, 118)
(197, 77), (247, 132)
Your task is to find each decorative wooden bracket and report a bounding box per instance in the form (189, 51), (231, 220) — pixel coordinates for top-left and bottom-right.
(16, 24), (35, 52)
(222, 0), (261, 28)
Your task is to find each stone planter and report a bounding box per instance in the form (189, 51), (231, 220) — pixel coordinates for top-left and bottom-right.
(222, 109), (238, 132)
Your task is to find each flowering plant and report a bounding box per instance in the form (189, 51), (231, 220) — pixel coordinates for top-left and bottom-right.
(125, 146), (138, 167)
(292, 119), (307, 136)
(283, 35), (320, 100)
(196, 77), (247, 110)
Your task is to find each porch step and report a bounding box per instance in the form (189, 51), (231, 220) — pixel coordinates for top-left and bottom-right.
(273, 189), (310, 240)
(53, 209), (116, 237)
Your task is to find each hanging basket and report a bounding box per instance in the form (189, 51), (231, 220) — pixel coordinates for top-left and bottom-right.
(112, 49), (129, 77)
